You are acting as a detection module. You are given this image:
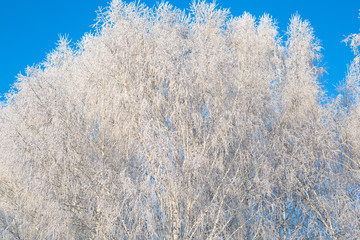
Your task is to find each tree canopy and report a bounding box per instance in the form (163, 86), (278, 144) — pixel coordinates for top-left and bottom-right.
(0, 1), (359, 239)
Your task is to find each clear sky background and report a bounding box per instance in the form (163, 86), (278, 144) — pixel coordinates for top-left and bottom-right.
(0, 0), (359, 100)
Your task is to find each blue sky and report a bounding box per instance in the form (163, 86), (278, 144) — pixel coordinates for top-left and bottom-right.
(0, 0), (359, 100)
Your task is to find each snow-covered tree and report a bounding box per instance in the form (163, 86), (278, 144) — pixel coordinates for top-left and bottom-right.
(0, 1), (359, 239)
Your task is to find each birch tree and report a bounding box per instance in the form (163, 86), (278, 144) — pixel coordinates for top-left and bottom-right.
(0, 1), (359, 239)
